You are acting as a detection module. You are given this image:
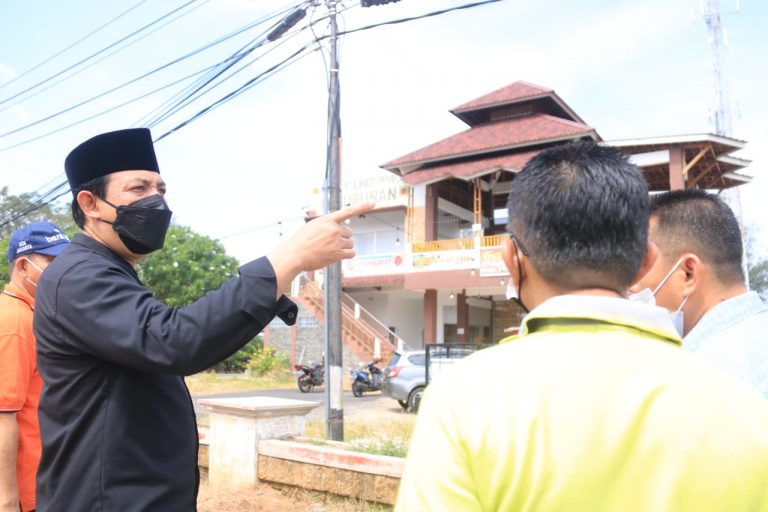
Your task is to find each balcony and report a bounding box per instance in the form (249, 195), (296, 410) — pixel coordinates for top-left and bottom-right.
(342, 234), (508, 278)
(411, 234), (507, 253)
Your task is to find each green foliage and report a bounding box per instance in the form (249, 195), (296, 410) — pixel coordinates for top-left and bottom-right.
(348, 438), (409, 458)
(749, 261), (768, 300)
(0, 187), (78, 286)
(745, 225), (768, 300)
(246, 346), (290, 376)
(138, 224), (239, 307)
(212, 336), (263, 373)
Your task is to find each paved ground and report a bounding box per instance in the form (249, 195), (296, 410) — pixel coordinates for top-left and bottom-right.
(193, 387), (406, 422)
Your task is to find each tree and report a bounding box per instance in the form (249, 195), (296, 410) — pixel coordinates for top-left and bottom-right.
(138, 224), (239, 307)
(213, 336), (263, 373)
(745, 225), (768, 300)
(0, 188), (77, 286)
(139, 225), (263, 373)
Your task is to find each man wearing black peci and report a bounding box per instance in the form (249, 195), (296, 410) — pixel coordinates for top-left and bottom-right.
(34, 128), (372, 511)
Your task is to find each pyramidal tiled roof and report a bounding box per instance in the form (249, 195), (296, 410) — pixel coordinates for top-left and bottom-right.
(451, 81), (553, 113)
(382, 113), (596, 170)
(402, 150), (540, 185)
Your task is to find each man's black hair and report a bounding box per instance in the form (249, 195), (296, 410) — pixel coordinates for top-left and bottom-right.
(506, 140), (649, 291)
(71, 175), (110, 229)
(650, 189), (744, 286)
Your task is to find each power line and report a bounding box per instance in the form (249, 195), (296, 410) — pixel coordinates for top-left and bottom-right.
(0, 0), (503, 226)
(0, 0), (211, 116)
(151, 3), (373, 142)
(132, 2), (306, 127)
(0, 2), (314, 222)
(0, 0), (149, 92)
(0, 1), (306, 139)
(143, 9), (306, 129)
(0, 0), (203, 109)
(0, 65), (216, 154)
(338, 0), (503, 37)
(0, 180), (71, 234)
(153, 41), (318, 142)
(217, 216), (305, 240)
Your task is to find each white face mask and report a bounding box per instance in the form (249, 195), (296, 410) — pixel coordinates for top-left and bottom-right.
(628, 257), (689, 336)
(669, 296), (690, 337)
(22, 257), (45, 288)
(506, 280), (518, 301)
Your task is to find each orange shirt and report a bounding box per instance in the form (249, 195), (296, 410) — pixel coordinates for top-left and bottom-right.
(0, 282), (41, 512)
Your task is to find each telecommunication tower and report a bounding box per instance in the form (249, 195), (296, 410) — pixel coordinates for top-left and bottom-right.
(702, 0), (749, 284)
(703, 0), (733, 137)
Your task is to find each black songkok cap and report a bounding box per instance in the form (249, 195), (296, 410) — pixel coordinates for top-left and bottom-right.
(64, 128), (160, 192)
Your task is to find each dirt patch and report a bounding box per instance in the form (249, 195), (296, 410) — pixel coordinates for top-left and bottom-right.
(197, 475), (393, 511)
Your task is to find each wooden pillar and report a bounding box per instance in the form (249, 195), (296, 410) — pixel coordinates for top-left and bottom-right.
(263, 326), (270, 348)
(473, 179), (482, 227)
(457, 290), (469, 342)
(669, 147), (685, 190)
(423, 289), (437, 347)
(425, 183), (439, 242)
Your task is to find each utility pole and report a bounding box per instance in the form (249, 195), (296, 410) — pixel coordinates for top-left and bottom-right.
(321, 0), (403, 440)
(323, 0), (344, 441)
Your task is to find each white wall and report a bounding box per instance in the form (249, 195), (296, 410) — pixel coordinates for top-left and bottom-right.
(348, 291), (388, 320)
(385, 294), (424, 350)
(347, 291), (424, 350)
(349, 209), (406, 256)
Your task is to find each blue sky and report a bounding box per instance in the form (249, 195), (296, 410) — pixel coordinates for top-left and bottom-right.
(0, 0), (765, 262)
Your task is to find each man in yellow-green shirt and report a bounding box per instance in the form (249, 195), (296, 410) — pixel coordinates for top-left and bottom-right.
(396, 141), (768, 512)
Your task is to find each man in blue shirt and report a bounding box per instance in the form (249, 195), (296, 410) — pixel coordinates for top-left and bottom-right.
(630, 189), (767, 398)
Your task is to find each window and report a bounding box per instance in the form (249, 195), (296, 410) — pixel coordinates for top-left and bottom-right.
(408, 353), (426, 366)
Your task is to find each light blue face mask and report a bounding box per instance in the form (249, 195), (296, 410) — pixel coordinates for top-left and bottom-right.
(629, 258), (689, 336)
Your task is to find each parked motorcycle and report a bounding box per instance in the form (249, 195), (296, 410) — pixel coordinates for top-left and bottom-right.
(350, 359), (384, 397)
(294, 362), (324, 393)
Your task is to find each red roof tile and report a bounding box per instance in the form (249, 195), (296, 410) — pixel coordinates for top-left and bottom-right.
(383, 114), (595, 169)
(451, 81), (552, 113)
(402, 150), (540, 185)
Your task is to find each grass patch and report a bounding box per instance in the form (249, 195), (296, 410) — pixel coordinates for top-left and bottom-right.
(186, 369), (295, 395)
(303, 415), (416, 459)
(348, 438), (409, 458)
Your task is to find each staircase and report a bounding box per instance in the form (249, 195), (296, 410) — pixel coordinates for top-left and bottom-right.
(295, 274), (404, 364)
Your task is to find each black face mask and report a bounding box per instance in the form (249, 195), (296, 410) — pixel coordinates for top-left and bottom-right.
(101, 194), (173, 255)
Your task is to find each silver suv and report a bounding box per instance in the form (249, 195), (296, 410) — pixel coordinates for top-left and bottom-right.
(383, 350), (427, 412)
(384, 346), (486, 412)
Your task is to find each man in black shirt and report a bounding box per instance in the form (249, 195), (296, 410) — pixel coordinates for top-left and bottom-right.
(34, 128), (371, 511)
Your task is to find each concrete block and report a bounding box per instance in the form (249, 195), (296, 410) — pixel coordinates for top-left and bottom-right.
(200, 397), (319, 490)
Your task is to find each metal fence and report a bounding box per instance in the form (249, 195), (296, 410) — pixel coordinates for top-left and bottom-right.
(425, 342), (496, 385)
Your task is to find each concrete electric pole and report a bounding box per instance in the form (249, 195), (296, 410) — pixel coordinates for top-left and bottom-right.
(322, 0), (404, 441)
(323, 0), (344, 441)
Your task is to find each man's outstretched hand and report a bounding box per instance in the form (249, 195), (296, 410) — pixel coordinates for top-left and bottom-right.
(268, 202), (375, 296)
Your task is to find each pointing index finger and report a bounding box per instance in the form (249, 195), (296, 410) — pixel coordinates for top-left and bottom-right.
(327, 202), (375, 223)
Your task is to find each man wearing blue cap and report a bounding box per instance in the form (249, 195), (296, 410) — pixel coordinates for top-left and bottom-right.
(0, 222), (68, 512)
(33, 128), (372, 511)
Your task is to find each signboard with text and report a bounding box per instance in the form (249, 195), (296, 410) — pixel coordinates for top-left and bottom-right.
(342, 253), (405, 277)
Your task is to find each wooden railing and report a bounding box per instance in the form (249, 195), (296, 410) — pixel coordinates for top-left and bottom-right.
(297, 275), (401, 360)
(481, 234), (507, 247)
(411, 237), (473, 253)
(412, 234), (507, 253)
